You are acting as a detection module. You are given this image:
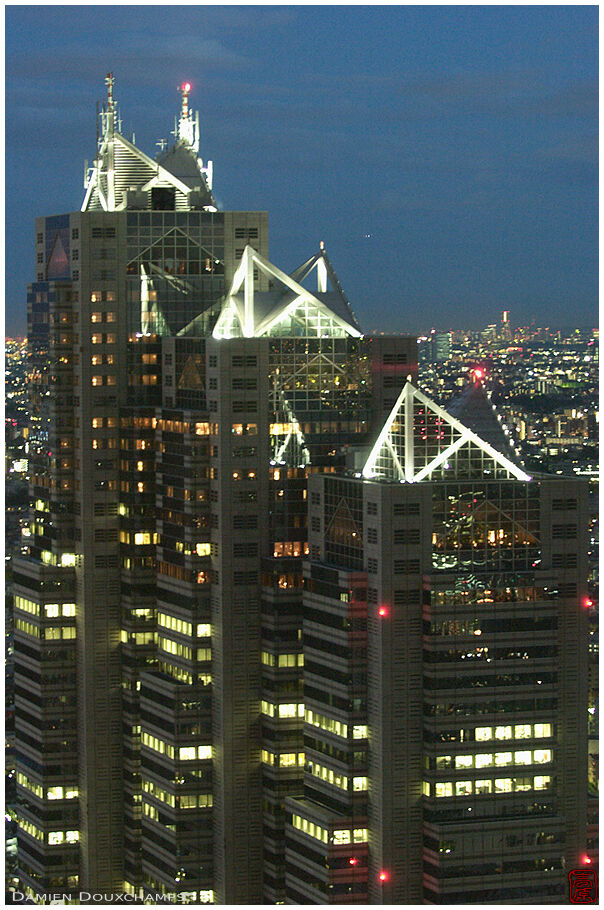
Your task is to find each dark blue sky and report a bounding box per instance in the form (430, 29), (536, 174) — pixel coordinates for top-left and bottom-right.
(5, 5), (598, 335)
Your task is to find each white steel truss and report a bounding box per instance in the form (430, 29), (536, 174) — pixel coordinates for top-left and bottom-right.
(362, 380), (532, 483)
(212, 246), (361, 339)
(82, 75), (215, 213)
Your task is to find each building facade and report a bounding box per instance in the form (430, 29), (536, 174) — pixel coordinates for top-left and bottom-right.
(13, 78), (418, 903)
(286, 380), (589, 903)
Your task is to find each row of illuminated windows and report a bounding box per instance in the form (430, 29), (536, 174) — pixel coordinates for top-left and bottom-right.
(49, 831), (79, 845)
(291, 814), (329, 844)
(157, 663), (211, 687)
(434, 749), (552, 770)
(15, 619), (76, 641)
(273, 542), (309, 558)
(119, 531), (158, 546)
(141, 779), (213, 809)
(17, 815), (79, 845)
(261, 701), (304, 719)
(425, 775), (552, 798)
(307, 761), (368, 792)
(40, 552), (77, 567)
(475, 723), (552, 742)
(332, 828), (368, 845)
(232, 423), (258, 436)
(17, 773), (78, 801)
(307, 761), (347, 791)
(178, 745), (212, 761)
(261, 750), (305, 768)
(141, 733), (212, 761)
(261, 651), (304, 668)
(157, 614), (211, 638)
(158, 636), (211, 662)
(304, 710), (368, 741)
(165, 541), (212, 557)
(121, 630), (156, 647)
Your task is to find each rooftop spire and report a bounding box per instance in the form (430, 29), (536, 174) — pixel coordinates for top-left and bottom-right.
(177, 80), (198, 151)
(105, 71), (115, 110)
(180, 81), (191, 119)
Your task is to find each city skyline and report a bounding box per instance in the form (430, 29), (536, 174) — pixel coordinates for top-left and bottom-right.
(5, 4), (598, 336)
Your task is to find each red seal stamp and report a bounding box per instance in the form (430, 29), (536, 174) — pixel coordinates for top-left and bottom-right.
(569, 869), (597, 903)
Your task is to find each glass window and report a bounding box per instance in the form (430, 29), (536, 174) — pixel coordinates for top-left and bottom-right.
(495, 725), (512, 740)
(475, 727), (492, 741)
(514, 723), (532, 739)
(494, 778), (513, 793)
(455, 781), (472, 797)
(435, 782), (453, 798)
(352, 777), (368, 791)
(533, 750), (552, 764)
(475, 753), (493, 769)
(455, 755), (473, 769)
(332, 830), (351, 845)
(475, 779), (492, 794)
(534, 723), (552, 738)
(436, 755), (453, 769)
(513, 777), (532, 791)
(534, 775), (551, 790)
(495, 752), (513, 766)
(514, 751), (532, 765)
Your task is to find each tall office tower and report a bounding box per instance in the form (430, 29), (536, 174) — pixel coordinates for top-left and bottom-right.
(14, 76), (417, 903)
(428, 331), (452, 363)
(500, 310), (512, 341)
(286, 378), (589, 904)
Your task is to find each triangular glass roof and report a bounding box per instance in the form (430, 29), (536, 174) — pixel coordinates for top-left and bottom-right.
(362, 380), (531, 483)
(212, 246), (361, 339)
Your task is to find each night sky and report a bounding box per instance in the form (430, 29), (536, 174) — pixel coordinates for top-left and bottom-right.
(5, 5), (598, 336)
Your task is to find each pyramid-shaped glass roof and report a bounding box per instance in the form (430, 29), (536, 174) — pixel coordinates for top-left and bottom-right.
(362, 380), (531, 483)
(212, 246), (361, 339)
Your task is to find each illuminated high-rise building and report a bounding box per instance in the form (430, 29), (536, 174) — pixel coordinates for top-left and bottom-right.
(13, 76), (589, 907)
(13, 77), (417, 903)
(286, 379), (589, 903)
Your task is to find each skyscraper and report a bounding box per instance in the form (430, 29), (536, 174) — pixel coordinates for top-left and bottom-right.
(288, 378), (589, 903)
(13, 77), (417, 903)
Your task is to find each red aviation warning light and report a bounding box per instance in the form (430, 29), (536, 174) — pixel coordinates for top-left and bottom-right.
(583, 597), (593, 609)
(472, 367), (484, 381)
(583, 855), (593, 865)
(378, 606), (388, 618)
(348, 857), (358, 866)
(182, 82), (191, 93)
(379, 870), (389, 882)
